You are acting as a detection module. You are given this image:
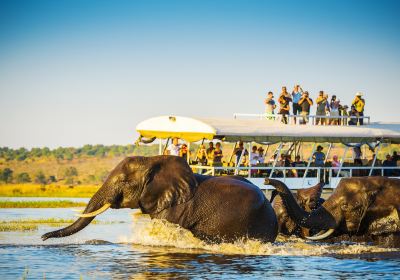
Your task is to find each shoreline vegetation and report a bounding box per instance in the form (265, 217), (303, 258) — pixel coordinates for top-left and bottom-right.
(0, 218), (124, 232)
(0, 200), (87, 208)
(0, 184), (99, 197)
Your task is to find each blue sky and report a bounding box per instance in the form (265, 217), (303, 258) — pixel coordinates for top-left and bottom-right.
(1, 0), (399, 148)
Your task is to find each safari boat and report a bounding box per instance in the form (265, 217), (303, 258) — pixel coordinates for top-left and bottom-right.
(135, 114), (400, 190)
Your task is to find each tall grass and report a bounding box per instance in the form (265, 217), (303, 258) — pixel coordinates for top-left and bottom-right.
(0, 183), (99, 198)
(0, 218), (123, 231)
(0, 200), (86, 208)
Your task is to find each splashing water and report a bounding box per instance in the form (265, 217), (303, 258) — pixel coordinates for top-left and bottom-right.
(121, 210), (400, 256)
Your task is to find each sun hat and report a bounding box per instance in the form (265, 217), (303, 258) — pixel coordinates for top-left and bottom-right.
(356, 92), (363, 96)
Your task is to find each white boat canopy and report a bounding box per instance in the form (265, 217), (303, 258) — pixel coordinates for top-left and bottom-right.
(136, 116), (400, 144)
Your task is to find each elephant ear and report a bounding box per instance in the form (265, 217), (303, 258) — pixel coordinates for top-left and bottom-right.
(139, 156), (197, 214)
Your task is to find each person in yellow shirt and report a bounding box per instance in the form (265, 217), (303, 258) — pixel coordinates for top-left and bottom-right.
(352, 92), (365, 125)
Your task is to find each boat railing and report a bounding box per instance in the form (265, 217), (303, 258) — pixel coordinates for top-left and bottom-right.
(233, 113), (371, 125)
(190, 165), (400, 189)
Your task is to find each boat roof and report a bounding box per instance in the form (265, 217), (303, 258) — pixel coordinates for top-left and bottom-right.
(136, 116), (400, 143)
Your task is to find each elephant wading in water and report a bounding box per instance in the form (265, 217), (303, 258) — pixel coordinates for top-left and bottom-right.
(42, 156), (278, 243)
(266, 177), (400, 247)
(269, 182), (324, 237)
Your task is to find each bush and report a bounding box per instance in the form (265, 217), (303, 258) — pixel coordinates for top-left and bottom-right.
(64, 167), (78, 177)
(16, 173), (31, 183)
(34, 171), (47, 185)
(0, 168), (13, 183)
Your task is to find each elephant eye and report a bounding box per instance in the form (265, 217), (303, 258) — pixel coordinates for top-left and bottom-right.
(341, 203), (349, 211)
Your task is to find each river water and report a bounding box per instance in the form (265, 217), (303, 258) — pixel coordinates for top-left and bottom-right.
(1, 198), (400, 279)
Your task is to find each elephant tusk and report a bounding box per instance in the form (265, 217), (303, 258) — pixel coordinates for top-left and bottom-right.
(75, 203), (111, 218)
(305, 228), (335, 240)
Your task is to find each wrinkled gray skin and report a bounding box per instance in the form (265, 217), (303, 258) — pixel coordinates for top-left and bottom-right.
(267, 177), (400, 247)
(42, 156), (278, 243)
(269, 182), (325, 237)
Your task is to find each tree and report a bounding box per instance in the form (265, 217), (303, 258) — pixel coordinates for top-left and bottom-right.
(48, 175), (57, 183)
(0, 168), (13, 183)
(64, 167), (78, 177)
(16, 172), (31, 183)
(34, 171), (47, 185)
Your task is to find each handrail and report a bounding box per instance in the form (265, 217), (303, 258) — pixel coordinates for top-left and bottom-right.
(233, 113), (371, 125)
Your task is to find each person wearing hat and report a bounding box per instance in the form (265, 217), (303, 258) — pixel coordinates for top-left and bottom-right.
(298, 91), (313, 124)
(313, 145), (326, 182)
(339, 104), (349, 125)
(315, 91), (329, 125)
(257, 146), (265, 164)
(352, 92), (365, 125)
(264, 91), (276, 120)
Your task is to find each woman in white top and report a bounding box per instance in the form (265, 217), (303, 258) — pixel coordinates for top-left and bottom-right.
(329, 95), (340, 125)
(165, 137), (181, 156)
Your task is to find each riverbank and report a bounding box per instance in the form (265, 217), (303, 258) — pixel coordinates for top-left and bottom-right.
(0, 184), (99, 197)
(0, 200), (86, 208)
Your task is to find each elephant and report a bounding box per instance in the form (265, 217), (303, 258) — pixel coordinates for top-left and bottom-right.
(269, 182), (324, 237)
(265, 177), (400, 247)
(42, 156), (278, 243)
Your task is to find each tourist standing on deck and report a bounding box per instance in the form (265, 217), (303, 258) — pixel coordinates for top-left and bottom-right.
(180, 144), (189, 161)
(313, 145), (326, 181)
(316, 91), (329, 125)
(291, 85), (303, 124)
(298, 91), (313, 124)
(264, 91), (276, 119)
(165, 137), (181, 156)
(278, 86), (292, 124)
(213, 142), (223, 164)
(329, 95), (341, 125)
(352, 92), (365, 125)
(206, 142), (215, 165)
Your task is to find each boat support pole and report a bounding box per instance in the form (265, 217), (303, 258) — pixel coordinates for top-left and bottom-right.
(194, 138), (205, 162)
(269, 142), (283, 179)
(336, 145), (349, 178)
(229, 142), (238, 166)
(368, 144), (382, 176)
(325, 143), (332, 164)
(302, 143), (316, 187)
(162, 138), (170, 155)
(248, 142), (252, 178)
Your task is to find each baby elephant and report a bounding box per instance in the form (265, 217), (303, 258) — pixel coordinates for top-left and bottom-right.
(269, 182), (324, 237)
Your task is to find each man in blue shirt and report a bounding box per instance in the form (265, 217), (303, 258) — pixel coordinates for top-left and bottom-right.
(291, 85), (304, 124)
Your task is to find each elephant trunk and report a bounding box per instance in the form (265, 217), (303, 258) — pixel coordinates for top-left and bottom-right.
(41, 184), (111, 241)
(265, 179), (337, 231)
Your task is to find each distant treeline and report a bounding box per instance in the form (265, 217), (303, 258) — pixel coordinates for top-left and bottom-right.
(0, 144), (162, 185)
(0, 144), (159, 161)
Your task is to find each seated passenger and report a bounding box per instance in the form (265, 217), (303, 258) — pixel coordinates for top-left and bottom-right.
(250, 146), (259, 166)
(206, 142), (215, 165)
(331, 155), (340, 176)
(180, 144), (189, 161)
(213, 142), (223, 164)
(383, 154), (396, 176)
(234, 141), (248, 166)
(348, 106), (358, 125)
(257, 147), (265, 164)
(197, 144), (207, 165)
(165, 137), (181, 156)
